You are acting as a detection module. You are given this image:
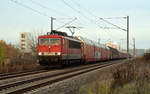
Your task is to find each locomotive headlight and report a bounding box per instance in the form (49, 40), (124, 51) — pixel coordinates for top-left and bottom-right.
(38, 52), (42, 55)
(57, 52), (61, 55)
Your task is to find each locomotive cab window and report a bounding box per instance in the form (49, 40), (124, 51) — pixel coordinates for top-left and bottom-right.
(69, 40), (81, 49)
(40, 38), (60, 45)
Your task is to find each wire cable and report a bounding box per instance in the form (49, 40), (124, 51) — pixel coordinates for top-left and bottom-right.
(61, 0), (105, 30)
(99, 18), (127, 31)
(11, 0), (51, 18)
(56, 18), (77, 30)
(69, 0), (97, 18)
(69, 1), (127, 31)
(101, 17), (127, 19)
(30, 0), (71, 18)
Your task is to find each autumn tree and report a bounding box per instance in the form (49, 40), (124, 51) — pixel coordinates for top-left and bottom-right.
(0, 41), (6, 64)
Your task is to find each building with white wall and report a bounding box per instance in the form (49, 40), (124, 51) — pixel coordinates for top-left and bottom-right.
(20, 32), (32, 53)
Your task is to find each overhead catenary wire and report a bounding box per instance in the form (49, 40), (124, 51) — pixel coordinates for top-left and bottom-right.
(100, 17), (127, 19)
(69, 0), (118, 30)
(99, 18), (127, 31)
(61, 0), (83, 15)
(71, 0), (121, 40)
(60, 0), (105, 30)
(69, 0), (98, 18)
(60, 0), (90, 23)
(30, 0), (79, 30)
(11, 0), (51, 18)
(56, 18), (77, 30)
(69, 0), (127, 32)
(64, 0), (121, 38)
(61, 0), (121, 44)
(11, 0), (78, 31)
(30, 0), (71, 18)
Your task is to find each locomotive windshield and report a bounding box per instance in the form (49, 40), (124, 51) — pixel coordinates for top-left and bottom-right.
(39, 38), (60, 45)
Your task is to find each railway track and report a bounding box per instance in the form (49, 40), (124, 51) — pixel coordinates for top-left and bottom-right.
(0, 69), (48, 80)
(0, 60), (123, 94)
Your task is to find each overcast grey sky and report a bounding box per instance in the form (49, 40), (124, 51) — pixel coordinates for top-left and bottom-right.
(0, 0), (150, 49)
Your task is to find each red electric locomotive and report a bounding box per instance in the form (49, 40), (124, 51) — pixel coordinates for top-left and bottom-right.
(38, 31), (83, 66)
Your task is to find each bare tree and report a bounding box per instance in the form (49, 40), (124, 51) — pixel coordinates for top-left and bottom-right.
(28, 30), (45, 57)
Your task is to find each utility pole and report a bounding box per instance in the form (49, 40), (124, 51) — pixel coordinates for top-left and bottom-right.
(127, 16), (129, 58)
(133, 38), (136, 57)
(99, 16), (130, 57)
(51, 17), (56, 32)
(98, 38), (101, 44)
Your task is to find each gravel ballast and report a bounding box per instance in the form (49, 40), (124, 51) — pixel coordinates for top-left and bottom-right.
(25, 61), (125, 94)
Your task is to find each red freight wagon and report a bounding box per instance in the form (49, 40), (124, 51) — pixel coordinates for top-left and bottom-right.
(101, 44), (107, 61)
(94, 43), (102, 61)
(76, 36), (105, 63)
(75, 36), (94, 62)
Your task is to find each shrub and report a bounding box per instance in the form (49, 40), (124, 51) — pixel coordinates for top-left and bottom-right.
(0, 43), (6, 64)
(110, 57), (150, 94)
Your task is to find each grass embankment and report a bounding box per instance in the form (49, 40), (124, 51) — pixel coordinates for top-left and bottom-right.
(79, 56), (150, 94)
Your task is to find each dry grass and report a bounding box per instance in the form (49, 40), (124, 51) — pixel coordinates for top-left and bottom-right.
(78, 56), (150, 94)
(0, 41), (40, 74)
(0, 58), (40, 74)
(109, 57), (150, 94)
